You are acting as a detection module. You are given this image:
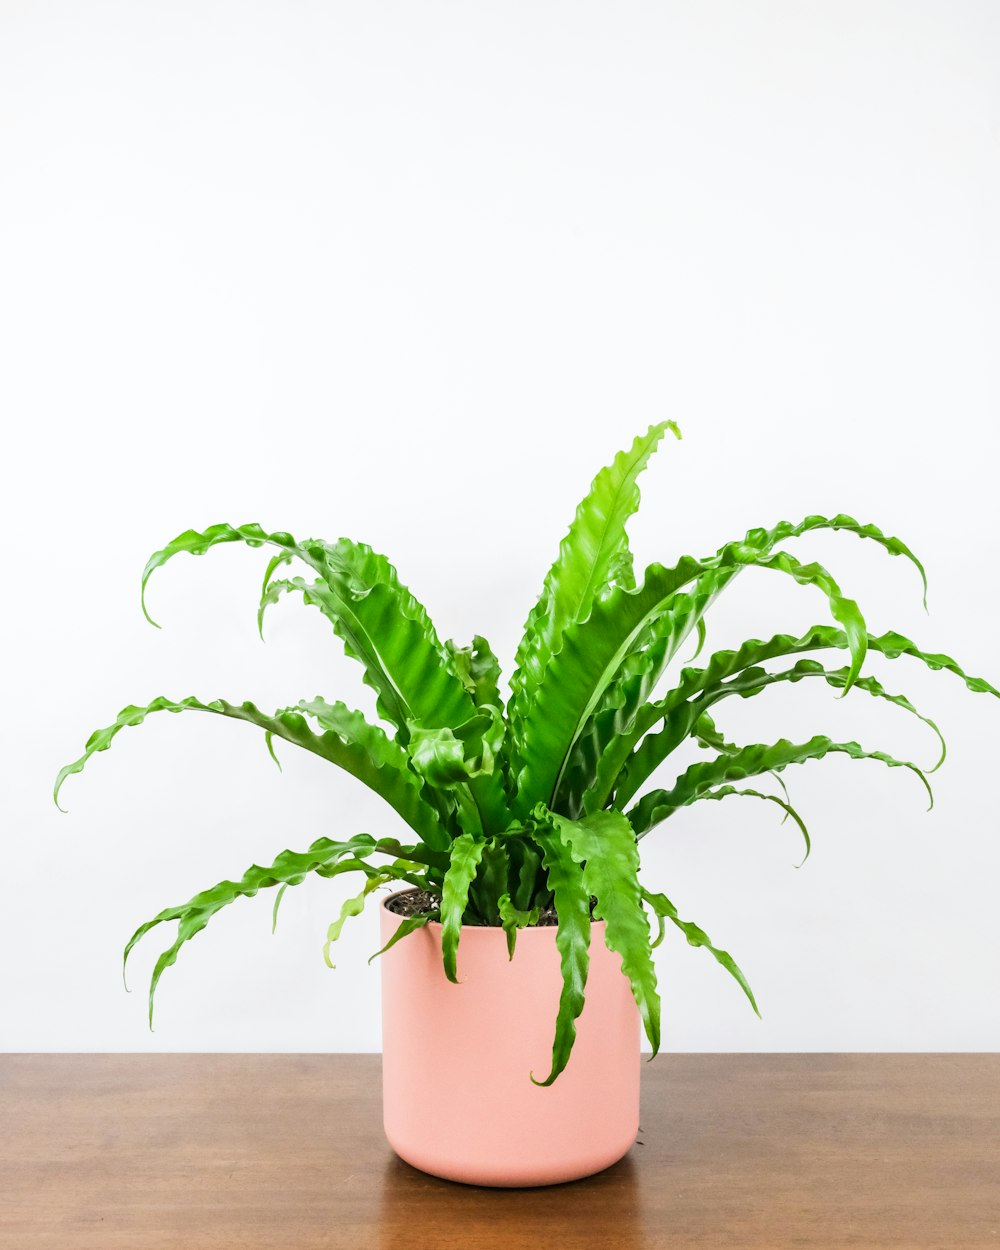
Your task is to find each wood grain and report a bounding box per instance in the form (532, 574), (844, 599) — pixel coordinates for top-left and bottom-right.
(1, 1054), (998, 1249)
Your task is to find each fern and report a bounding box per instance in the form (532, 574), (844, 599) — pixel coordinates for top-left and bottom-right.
(58, 426), (998, 1079)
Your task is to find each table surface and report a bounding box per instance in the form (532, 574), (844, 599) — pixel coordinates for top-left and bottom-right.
(1, 1053), (997, 1250)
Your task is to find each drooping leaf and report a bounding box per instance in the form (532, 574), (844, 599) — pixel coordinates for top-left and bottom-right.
(615, 661), (947, 814)
(368, 909), (440, 964)
(555, 511), (926, 815)
(123, 834), (427, 1023)
(688, 782), (813, 863)
(628, 734), (934, 836)
(641, 887), (759, 1015)
(547, 809), (660, 1058)
(516, 536), (869, 817)
(323, 874), (394, 968)
(54, 695), (451, 850)
(527, 819), (592, 1087)
(439, 833), (487, 983)
(141, 522), (315, 628)
(610, 621), (993, 810)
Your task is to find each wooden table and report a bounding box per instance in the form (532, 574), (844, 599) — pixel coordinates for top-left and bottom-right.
(1, 1054), (997, 1249)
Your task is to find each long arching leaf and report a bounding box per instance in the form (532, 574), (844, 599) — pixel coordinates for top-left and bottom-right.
(555, 512), (926, 815)
(54, 695), (450, 850)
(614, 661), (947, 813)
(516, 537), (869, 818)
(628, 735), (934, 836)
(601, 623), (996, 812)
(123, 834), (431, 1024)
(684, 782), (813, 862)
(368, 910), (440, 964)
(640, 886), (759, 1014)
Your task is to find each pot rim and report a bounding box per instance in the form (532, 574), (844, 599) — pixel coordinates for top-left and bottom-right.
(380, 886), (605, 934)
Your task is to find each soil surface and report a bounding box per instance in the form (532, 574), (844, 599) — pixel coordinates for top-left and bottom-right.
(385, 888), (582, 927)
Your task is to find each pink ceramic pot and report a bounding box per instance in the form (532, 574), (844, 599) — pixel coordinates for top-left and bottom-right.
(379, 891), (641, 1187)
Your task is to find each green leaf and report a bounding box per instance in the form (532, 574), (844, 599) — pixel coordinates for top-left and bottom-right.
(408, 709), (504, 788)
(446, 636), (503, 711)
(509, 837), (545, 911)
(368, 909), (440, 964)
(552, 511), (925, 816)
(508, 424), (679, 780)
(748, 512), (928, 608)
(122, 834), (407, 1024)
(547, 809), (660, 1058)
(516, 531), (875, 819)
(323, 874), (393, 968)
(141, 522), (311, 628)
(469, 838), (511, 927)
(439, 833), (487, 983)
(611, 621), (993, 809)
(616, 660), (947, 814)
(144, 523), (482, 763)
(54, 695), (450, 851)
(527, 820), (592, 1087)
(271, 884), (288, 933)
(628, 734), (934, 836)
(497, 893), (542, 959)
(691, 783), (813, 864)
(640, 887), (759, 1016)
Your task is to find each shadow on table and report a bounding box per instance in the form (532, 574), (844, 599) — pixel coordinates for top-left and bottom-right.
(375, 1149), (642, 1248)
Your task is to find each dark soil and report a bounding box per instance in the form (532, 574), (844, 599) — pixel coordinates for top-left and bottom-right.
(384, 888), (576, 927)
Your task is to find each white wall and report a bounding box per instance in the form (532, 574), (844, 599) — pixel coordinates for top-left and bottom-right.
(2, 1), (998, 1054)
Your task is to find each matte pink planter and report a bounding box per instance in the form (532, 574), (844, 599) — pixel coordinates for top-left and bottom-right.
(379, 892), (641, 1187)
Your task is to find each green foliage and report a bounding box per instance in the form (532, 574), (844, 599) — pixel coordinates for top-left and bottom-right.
(59, 426), (998, 1080)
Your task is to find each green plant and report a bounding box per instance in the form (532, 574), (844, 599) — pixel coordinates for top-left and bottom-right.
(56, 424), (998, 1083)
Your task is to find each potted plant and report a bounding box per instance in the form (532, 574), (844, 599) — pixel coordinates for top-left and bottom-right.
(56, 423), (997, 1187)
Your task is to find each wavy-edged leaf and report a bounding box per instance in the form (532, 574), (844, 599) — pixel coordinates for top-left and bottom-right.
(146, 523), (482, 771)
(508, 424), (678, 775)
(610, 622), (995, 810)
(468, 838), (510, 927)
(748, 512), (928, 608)
(439, 833), (486, 983)
(54, 695), (451, 851)
(368, 909), (440, 964)
(509, 837), (545, 911)
(447, 635), (503, 711)
(323, 874), (394, 967)
(123, 834), (404, 1023)
(527, 819), (592, 1087)
(640, 886), (759, 1015)
(547, 808), (660, 1058)
(408, 709), (504, 788)
(688, 782), (813, 863)
(628, 734), (934, 836)
(519, 533), (872, 818)
(141, 522), (317, 628)
(497, 893), (542, 959)
(615, 660), (947, 814)
(556, 512), (925, 816)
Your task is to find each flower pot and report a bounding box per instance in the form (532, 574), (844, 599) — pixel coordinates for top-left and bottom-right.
(379, 891), (641, 1187)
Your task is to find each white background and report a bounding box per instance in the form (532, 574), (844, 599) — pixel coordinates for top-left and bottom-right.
(2, 1), (997, 1053)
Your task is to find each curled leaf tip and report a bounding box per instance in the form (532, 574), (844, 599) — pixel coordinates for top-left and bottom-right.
(140, 600), (162, 630)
